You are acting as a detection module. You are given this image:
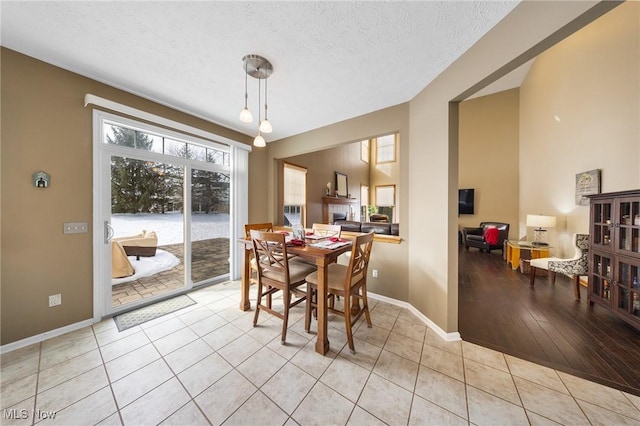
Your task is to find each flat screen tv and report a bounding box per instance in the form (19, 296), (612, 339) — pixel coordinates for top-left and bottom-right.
(458, 188), (475, 215)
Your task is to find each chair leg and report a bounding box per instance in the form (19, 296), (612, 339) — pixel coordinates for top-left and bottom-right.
(551, 271), (557, 285)
(281, 289), (291, 344)
(253, 280), (263, 327)
(305, 286), (313, 333)
(343, 292), (355, 354)
(573, 275), (581, 300)
(530, 267), (537, 287)
(361, 284), (372, 328)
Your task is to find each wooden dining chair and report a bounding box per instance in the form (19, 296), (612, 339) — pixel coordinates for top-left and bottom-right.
(244, 223), (273, 284)
(311, 223), (344, 306)
(311, 223), (342, 238)
(250, 230), (317, 344)
(304, 232), (374, 354)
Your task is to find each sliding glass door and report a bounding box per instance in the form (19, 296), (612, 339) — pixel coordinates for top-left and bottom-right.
(95, 112), (233, 316)
(190, 168), (230, 285)
(110, 156), (186, 310)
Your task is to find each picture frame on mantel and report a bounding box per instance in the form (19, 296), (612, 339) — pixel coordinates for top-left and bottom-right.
(335, 172), (348, 197)
(575, 169), (601, 206)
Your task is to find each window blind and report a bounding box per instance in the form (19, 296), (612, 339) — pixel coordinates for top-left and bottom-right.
(376, 185), (395, 207)
(284, 163), (307, 205)
(376, 134), (396, 163)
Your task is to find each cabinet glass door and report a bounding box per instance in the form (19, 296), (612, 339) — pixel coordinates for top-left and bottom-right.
(592, 199), (613, 248)
(617, 198), (640, 256)
(616, 258), (640, 320)
(591, 251), (614, 304)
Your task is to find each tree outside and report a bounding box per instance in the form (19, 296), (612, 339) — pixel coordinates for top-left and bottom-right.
(108, 125), (229, 214)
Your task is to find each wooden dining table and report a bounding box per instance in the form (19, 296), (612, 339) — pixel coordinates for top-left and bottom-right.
(238, 237), (353, 355)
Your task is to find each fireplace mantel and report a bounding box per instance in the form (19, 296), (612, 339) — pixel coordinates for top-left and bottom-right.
(322, 196), (358, 223)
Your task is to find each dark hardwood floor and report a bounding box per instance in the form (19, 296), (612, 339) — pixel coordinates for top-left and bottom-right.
(458, 245), (640, 397)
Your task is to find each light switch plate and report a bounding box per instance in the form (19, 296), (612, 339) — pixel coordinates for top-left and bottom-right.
(63, 222), (88, 234)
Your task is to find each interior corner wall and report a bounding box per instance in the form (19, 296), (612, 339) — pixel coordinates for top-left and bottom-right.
(407, 1), (612, 334)
(458, 89), (520, 238)
(519, 1), (640, 257)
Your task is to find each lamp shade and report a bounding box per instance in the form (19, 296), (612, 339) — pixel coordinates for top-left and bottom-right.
(526, 214), (556, 229)
(239, 107), (253, 123)
(253, 134), (266, 147)
(259, 119), (272, 133)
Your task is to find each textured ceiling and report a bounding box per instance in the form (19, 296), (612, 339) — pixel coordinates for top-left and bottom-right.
(1, 1), (521, 142)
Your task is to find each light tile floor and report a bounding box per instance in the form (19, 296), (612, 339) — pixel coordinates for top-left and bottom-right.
(2, 280), (640, 426)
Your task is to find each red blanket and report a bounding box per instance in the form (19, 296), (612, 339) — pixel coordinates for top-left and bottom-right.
(484, 227), (499, 245)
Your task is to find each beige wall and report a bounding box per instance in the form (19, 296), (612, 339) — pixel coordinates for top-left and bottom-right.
(519, 2), (640, 257)
(458, 89), (520, 237)
(267, 104), (411, 302)
(0, 48), (252, 344)
(281, 142), (368, 226)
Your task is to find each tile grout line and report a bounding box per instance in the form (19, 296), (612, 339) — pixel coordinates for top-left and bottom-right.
(91, 324), (125, 426)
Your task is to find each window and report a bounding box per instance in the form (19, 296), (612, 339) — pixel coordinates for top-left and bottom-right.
(361, 139), (369, 163)
(360, 185), (369, 220)
(376, 134), (396, 164)
(104, 121), (230, 166)
(375, 185), (395, 222)
(283, 163), (307, 226)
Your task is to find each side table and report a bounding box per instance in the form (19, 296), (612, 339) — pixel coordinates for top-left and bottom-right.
(505, 240), (551, 273)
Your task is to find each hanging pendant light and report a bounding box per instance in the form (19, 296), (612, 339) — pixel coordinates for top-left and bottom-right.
(239, 60), (253, 123)
(253, 72), (266, 147)
(253, 132), (266, 147)
(239, 54), (273, 146)
(259, 76), (272, 133)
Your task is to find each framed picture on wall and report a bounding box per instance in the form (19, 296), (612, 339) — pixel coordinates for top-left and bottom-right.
(575, 169), (601, 206)
(335, 172), (348, 197)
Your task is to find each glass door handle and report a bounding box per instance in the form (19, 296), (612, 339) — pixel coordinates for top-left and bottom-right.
(104, 221), (114, 244)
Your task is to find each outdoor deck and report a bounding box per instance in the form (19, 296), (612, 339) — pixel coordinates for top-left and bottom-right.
(112, 238), (230, 307)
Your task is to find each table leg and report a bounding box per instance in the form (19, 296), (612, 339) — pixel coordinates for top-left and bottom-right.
(315, 263), (330, 355)
(509, 246), (521, 270)
(240, 247), (251, 311)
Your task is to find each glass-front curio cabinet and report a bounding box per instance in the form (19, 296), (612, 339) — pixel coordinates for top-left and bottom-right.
(588, 190), (640, 331)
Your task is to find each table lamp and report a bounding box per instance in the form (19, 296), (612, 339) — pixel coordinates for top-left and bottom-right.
(526, 214), (556, 246)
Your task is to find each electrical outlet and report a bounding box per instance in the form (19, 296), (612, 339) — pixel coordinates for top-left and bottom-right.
(48, 294), (61, 307)
(372, 269), (379, 278)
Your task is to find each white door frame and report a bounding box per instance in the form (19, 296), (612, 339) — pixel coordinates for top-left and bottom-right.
(91, 107), (249, 322)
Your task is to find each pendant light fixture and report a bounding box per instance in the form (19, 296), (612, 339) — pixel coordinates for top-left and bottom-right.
(259, 76), (272, 133)
(239, 54), (273, 147)
(253, 76), (266, 147)
(239, 60), (253, 123)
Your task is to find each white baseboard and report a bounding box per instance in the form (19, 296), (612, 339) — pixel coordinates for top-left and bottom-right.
(368, 292), (461, 342)
(0, 319), (94, 355)
(2, 293), (460, 354)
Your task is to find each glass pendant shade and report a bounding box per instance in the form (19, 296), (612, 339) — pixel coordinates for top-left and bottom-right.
(259, 119), (272, 133)
(253, 133), (266, 147)
(239, 107), (253, 123)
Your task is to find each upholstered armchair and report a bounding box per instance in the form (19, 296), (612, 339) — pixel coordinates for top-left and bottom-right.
(530, 233), (589, 299)
(462, 222), (510, 254)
